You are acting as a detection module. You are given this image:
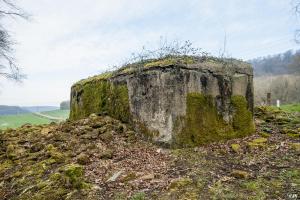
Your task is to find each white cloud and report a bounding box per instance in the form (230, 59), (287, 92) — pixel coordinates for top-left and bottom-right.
(0, 0), (298, 106)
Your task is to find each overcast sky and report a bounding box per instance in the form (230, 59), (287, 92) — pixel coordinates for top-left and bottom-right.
(0, 0), (299, 106)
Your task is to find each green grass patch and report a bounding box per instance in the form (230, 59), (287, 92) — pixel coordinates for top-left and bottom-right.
(41, 110), (70, 119)
(279, 104), (300, 112)
(0, 113), (51, 129)
(0, 110), (69, 129)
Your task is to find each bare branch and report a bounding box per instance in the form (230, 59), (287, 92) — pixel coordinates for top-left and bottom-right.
(0, 0), (28, 82)
(0, 0), (29, 19)
(292, 0), (300, 42)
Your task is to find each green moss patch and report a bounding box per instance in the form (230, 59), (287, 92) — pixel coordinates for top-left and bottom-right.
(143, 55), (196, 68)
(289, 143), (300, 151)
(252, 138), (268, 143)
(163, 177), (200, 200)
(231, 95), (255, 137)
(63, 164), (88, 189)
(74, 72), (113, 86)
(70, 81), (130, 122)
(173, 93), (254, 147)
(231, 143), (241, 153)
(117, 55), (198, 74)
(247, 138), (268, 150)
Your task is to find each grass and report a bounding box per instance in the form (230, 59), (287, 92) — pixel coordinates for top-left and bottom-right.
(279, 104), (300, 112)
(41, 110), (70, 119)
(0, 113), (51, 129)
(0, 110), (70, 129)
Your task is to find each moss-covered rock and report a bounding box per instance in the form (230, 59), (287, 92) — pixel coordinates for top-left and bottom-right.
(259, 132), (271, 138)
(163, 177), (200, 200)
(6, 144), (25, 160)
(77, 153), (90, 165)
(99, 132), (114, 143)
(99, 149), (113, 159)
(169, 178), (193, 190)
(247, 137), (268, 150)
(46, 144), (66, 163)
(0, 159), (13, 174)
(63, 164), (87, 189)
(231, 143), (241, 153)
(289, 143), (300, 151)
(252, 138), (268, 143)
(231, 170), (250, 179)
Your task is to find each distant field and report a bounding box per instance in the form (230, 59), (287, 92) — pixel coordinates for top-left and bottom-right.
(41, 109), (70, 119)
(0, 110), (69, 129)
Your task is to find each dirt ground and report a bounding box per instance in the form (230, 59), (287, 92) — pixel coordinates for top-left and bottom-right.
(0, 107), (299, 199)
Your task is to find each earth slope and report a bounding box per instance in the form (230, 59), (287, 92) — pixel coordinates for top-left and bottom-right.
(0, 108), (299, 199)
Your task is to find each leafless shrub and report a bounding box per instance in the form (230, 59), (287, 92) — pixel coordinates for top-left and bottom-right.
(104, 38), (239, 75)
(122, 39), (210, 68)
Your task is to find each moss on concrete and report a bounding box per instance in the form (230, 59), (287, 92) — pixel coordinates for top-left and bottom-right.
(75, 72), (113, 86)
(173, 93), (234, 147)
(173, 93), (254, 148)
(117, 55), (198, 74)
(231, 95), (255, 137)
(143, 56), (196, 68)
(70, 80), (130, 123)
(116, 55), (250, 75)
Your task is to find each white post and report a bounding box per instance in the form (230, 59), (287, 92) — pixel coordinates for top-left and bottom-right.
(276, 100), (280, 108)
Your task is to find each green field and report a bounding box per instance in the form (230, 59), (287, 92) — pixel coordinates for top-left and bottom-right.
(279, 104), (300, 112)
(0, 110), (70, 129)
(1, 104), (298, 130)
(41, 109), (70, 119)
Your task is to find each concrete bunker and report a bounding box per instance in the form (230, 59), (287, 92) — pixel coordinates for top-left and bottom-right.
(70, 57), (254, 147)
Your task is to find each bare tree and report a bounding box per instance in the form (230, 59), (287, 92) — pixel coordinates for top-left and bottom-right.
(293, 0), (300, 43)
(0, 0), (28, 81)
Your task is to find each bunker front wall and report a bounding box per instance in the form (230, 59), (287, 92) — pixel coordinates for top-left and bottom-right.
(70, 62), (254, 147)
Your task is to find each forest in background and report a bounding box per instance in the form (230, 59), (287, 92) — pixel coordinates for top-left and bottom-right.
(250, 50), (300, 105)
(250, 49), (300, 76)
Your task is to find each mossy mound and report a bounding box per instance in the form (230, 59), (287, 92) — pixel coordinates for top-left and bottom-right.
(0, 115), (174, 199)
(255, 106), (300, 137)
(1, 108), (300, 199)
(173, 93), (254, 147)
(0, 115), (137, 199)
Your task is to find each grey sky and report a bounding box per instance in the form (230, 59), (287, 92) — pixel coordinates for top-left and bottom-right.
(0, 0), (299, 106)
